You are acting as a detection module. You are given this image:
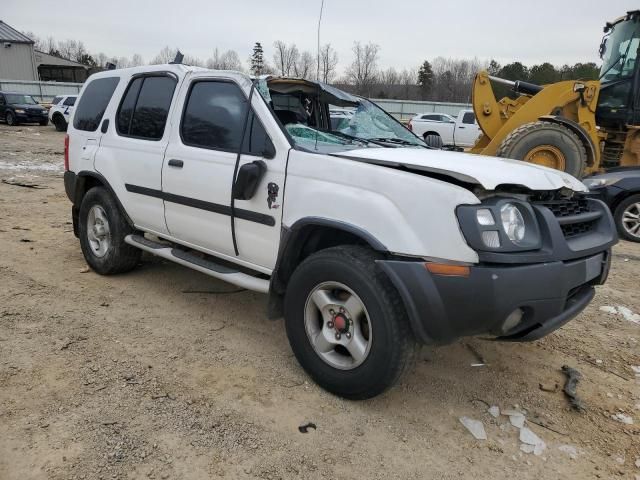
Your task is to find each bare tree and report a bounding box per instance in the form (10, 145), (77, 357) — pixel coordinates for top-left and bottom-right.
(273, 41), (299, 76)
(150, 46), (178, 65)
(95, 52), (108, 67)
(346, 42), (380, 95)
(294, 51), (315, 79)
(21, 31), (44, 51)
(207, 48), (243, 71)
(319, 43), (338, 83)
(130, 53), (145, 67)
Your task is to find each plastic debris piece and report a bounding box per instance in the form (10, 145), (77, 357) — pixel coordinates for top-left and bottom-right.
(509, 414), (526, 429)
(298, 422), (317, 433)
(599, 306), (617, 314)
(520, 444), (535, 454)
(558, 445), (578, 460)
(520, 427), (546, 455)
(561, 366), (585, 412)
(488, 406), (500, 418)
(617, 306), (640, 324)
(611, 413), (634, 425)
(459, 416), (487, 440)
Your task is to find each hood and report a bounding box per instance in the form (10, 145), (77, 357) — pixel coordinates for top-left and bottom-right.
(332, 147), (587, 192)
(11, 103), (46, 111)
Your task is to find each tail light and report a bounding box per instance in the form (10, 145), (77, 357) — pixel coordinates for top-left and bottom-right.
(64, 134), (69, 171)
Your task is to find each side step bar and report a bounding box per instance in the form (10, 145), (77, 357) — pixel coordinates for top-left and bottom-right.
(125, 234), (270, 293)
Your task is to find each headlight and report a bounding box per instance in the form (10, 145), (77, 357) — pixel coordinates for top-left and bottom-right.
(14, 109), (25, 114)
(583, 177), (617, 189)
(500, 203), (526, 244)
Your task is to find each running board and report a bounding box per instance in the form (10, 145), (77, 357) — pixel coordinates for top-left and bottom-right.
(125, 234), (269, 293)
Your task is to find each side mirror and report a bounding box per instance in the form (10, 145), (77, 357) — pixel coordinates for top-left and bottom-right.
(233, 160), (267, 200)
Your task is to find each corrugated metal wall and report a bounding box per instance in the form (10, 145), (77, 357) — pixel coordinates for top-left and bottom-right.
(0, 43), (38, 81)
(371, 98), (472, 121)
(0, 79), (82, 102)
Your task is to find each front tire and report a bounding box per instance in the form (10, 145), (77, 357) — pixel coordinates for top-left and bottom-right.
(614, 194), (640, 242)
(284, 246), (416, 399)
(53, 114), (67, 132)
(496, 121), (587, 178)
(78, 187), (141, 274)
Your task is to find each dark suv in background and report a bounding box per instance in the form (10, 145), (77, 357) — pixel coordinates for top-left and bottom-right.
(0, 92), (49, 126)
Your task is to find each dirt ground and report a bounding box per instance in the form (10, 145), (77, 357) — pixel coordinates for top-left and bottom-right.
(0, 123), (639, 480)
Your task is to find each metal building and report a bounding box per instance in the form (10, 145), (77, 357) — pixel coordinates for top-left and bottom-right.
(0, 20), (38, 81)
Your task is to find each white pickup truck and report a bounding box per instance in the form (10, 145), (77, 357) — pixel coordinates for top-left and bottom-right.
(409, 109), (481, 149)
(64, 65), (616, 399)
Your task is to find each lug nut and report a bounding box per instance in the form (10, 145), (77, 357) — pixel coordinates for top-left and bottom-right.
(327, 321), (334, 329)
(345, 332), (352, 339)
(339, 307), (345, 313)
(329, 309), (335, 316)
(335, 332), (341, 340)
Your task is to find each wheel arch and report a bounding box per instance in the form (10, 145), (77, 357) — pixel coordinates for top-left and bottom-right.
(538, 115), (597, 167)
(74, 171), (134, 226)
(268, 218), (388, 318)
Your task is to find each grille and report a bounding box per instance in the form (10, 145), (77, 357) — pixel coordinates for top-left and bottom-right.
(537, 197), (596, 239)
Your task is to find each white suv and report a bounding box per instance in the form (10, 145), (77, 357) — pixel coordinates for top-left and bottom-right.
(64, 65), (617, 398)
(49, 94), (77, 131)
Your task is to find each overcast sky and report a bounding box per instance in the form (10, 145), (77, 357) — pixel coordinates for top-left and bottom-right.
(3, 0), (638, 72)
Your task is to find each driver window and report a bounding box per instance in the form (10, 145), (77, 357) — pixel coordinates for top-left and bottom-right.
(0, 96), (5, 106)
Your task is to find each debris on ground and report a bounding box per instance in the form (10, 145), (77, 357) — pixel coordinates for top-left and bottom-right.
(519, 427), (546, 455)
(60, 336), (88, 350)
(611, 413), (634, 425)
(561, 365), (585, 412)
(599, 305), (640, 324)
(298, 422), (317, 434)
(539, 382), (559, 393)
(487, 406), (500, 418)
(459, 417), (487, 440)
(558, 444), (579, 460)
(465, 343), (487, 367)
(79, 266), (90, 273)
(1, 178), (46, 189)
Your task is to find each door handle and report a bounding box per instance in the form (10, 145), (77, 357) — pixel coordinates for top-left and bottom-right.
(168, 159), (184, 168)
(458, 126), (466, 129)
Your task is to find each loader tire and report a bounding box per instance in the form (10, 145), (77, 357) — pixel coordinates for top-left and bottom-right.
(496, 121), (587, 178)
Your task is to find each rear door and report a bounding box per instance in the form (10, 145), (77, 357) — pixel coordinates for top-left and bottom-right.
(94, 73), (179, 235)
(69, 76), (120, 174)
(61, 95), (76, 123)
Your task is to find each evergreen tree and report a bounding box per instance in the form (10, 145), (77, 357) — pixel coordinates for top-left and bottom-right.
(251, 42), (265, 76)
(417, 60), (434, 99)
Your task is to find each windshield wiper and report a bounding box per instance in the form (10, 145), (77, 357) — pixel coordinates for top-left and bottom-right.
(369, 137), (426, 147)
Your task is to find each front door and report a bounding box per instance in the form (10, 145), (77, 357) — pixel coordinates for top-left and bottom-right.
(162, 76), (287, 271)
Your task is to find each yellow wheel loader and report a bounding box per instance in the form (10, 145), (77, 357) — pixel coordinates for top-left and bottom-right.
(469, 10), (640, 178)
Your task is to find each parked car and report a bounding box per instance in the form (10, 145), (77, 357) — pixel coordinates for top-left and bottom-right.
(49, 95), (77, 131)
(408, 109), (481, 148)
(64, 65), (617, 399)
(584, 168), (640, 242)
(0, 91), (49, 126)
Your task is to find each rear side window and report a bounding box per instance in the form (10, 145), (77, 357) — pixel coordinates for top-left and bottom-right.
(462, 112), (476, 124)
(51, 96), (63, 105)
(63, 96), (76, 106)
(116, 75), (177, 140)
(181, 80), (269, 155)
(73, 77), (119, 131)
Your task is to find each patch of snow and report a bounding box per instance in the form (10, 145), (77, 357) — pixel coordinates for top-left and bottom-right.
(612, 413), (634, 425)
(459, 416), (487, 440)
(488, 406), (500, 418)
(0, 160), (63, 172)
(558, 444), (578, 460)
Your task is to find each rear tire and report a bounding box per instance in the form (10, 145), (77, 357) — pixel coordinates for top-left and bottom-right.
(78, 187), (141, 274)
(424, 132), (443, 149)
(496, 121), (587, 178)
(6, 111), (17, 126)
(53, 114), (67, 132)
(614, 194), (640, 243)
(284, 245), (416, 399)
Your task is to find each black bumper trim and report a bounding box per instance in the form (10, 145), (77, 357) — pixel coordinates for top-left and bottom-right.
(379, 250), (611, 345)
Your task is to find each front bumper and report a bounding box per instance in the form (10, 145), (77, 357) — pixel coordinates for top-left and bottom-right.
(379, 250), (612, 344)
(15, 111), (48, 123)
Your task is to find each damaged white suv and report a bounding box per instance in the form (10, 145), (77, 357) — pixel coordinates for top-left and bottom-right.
(64, 65), (617, 399)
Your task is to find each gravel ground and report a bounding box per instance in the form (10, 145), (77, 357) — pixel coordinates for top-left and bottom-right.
(0, 123), (639, 480)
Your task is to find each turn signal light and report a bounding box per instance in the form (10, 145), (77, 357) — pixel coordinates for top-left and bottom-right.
(425, 263), (470, 277)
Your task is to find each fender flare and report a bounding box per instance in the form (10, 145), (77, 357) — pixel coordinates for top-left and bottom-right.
(538, 115), (597, 167)
(75, 171), (134, 226)
(267, 217), (388, 317)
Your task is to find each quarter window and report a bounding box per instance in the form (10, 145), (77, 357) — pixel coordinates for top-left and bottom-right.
(181, 80), (270, 156)
(51, 96), (63, 105)
(462, 112), (476, 124)
(73, 77), (120, 131)
(63, 96), (76, 106)
(116, 75), (177, 140)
